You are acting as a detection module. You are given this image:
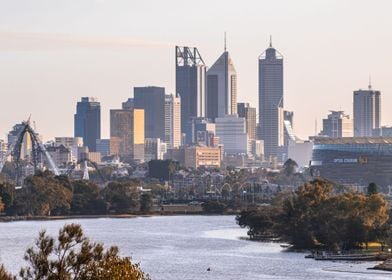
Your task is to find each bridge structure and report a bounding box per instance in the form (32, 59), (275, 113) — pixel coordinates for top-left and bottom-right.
(0, 120), (60, 185)
(66, 158), (106, 184)
(0, 120), (105, 186)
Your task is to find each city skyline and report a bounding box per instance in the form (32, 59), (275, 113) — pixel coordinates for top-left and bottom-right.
(1, 0), (392, 141)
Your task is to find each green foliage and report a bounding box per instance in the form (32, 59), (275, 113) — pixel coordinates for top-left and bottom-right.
(71, 180), (106, 215)
(236, 179), (391, 250)
(102, 182), (139, 214)
(18, 224), (149, 280)
(139, 193), (153, 213)
(148, 160), (179, 180)
(202, 200), (227, 214)
(11, 172), (73, 216)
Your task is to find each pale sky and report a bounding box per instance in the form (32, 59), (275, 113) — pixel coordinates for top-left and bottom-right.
(1, 0), (392, 141)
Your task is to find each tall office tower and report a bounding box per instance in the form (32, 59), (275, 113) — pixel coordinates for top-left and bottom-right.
(164, 93), (181, 149)
(0, 139), (8, 163)
(206, 41), (237, 120)
(353, 85), (381, 137)
(134, 86), (165, 140)
(320, 111), (353, 138)
(258, 39), (284, 159)
(237, 103), (257, 140)
(175, 46), (206, 134)
(74, 97), (101, 152)
(110, 108), (145, 161)
(215, 115), (248, 155)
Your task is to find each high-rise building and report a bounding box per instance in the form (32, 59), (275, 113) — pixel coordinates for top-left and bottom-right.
(215, 115), (248, 155)
(144, 138), (167, 161)
(321, 111), (353, 137)
(353, 85), (381, 137)
(110, 108), (145, 161)
(175, 46), (206, 134)
(122, 98), (134, 110)
(134, 86), (165, 140)
(95, 139), (110, 158)
(185, 117), (217, 146)
(237, 103), (257, 140)
(74, 97), (101, 152)
(258, 40), (284, 159)
(0, 139), (8, 164)
(164, 93), (181, 149)
(206, 43), (237, 120)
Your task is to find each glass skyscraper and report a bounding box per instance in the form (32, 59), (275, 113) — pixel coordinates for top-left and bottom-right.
(258, 41), (284, 159)
(74, 97), (101, 152)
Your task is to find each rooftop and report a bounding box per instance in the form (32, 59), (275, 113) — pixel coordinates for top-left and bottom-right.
(313, 137), (392, 145)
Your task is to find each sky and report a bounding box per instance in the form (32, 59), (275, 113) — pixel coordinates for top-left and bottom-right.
(1, 0), (392, 141)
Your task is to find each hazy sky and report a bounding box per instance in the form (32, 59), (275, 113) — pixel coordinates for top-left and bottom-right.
(1, 0), (392, 140)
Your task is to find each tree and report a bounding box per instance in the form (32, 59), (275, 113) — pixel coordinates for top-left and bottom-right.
(0, 265), (15, 280)
(202, 201), (227, 214)
(19, 224), (150, 280)
(102, 182), (139, 214)
(367, 182), (378, 195)
(282, 158), (298, 177)
(71, 180), (106, 215)
(12, 173), (72, 216)
(139, 193), (153, 213)
(0, 197), (4, 213)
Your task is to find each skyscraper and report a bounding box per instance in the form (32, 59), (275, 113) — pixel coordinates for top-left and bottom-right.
(237, 102), (257, 140)
(110, 108), (144, 161)
(164, 93), (181, 149)
(258, 39), (284, 159)
(74, 97), (101, 152)
(353, 85), (381, 137)
(134, 86), (165, 140)
(215, 115), (248, 155)
(321, 111), (353, 137)
(206, 41), (237, 120)
(175, 46), (206, 134)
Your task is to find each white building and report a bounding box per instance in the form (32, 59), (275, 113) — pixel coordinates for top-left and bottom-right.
(55, 137), (84, 162)
(145, 138), (167, 161)
(215, 115), (248, 155)
(165, 93), (181, 149)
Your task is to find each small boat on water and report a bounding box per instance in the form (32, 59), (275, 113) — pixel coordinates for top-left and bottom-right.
(313, 251), (381, 261)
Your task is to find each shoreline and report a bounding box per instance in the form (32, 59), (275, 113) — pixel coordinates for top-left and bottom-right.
(0, 212), (232, 223)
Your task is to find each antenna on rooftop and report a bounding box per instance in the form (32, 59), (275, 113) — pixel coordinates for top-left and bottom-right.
(368, 74), (372, 90)
(269, 35), (272, 48)
(224, 31), (227, 52)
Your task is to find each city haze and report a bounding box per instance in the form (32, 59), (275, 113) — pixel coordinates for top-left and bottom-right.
(1, 0), (392, 140)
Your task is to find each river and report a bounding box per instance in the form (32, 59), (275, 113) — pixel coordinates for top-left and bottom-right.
(0, 215), (391, 279)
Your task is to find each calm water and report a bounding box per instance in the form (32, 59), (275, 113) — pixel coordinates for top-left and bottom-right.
(0, 215), (391, 280)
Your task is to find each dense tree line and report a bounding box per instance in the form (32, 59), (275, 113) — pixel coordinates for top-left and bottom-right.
(0, 224), (149, 279)
(236, 179), (391, 250)
(0, 171), (153, 216)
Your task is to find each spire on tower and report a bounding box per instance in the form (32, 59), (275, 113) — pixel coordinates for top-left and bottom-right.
(368, 74), (372, 90)
(269, 35), (272, 48)
(224, 31), (227, 52)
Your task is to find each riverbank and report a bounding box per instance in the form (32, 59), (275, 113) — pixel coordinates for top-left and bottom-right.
(373, 259), (392, 271)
